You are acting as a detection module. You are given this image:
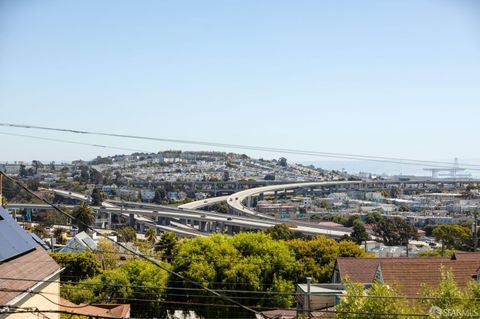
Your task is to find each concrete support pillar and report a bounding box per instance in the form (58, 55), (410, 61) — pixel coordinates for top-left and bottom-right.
(258, 193), (264, 201)
(128, 213), (135, 227)
(108, 212), (112, 229)
(200, 221), (206, 231)
(274, 191), (278, 200)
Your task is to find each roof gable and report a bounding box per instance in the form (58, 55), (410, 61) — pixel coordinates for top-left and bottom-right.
(378, 259), (479, 296)
(0, 207), (37, 262)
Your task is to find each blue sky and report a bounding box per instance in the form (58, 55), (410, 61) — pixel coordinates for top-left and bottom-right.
(1, 0), (479, 171)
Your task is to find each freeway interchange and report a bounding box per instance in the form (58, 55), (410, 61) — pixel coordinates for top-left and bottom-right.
(9, 179), (480, 238)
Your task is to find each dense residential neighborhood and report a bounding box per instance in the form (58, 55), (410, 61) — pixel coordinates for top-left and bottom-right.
(2, 0), (479, 317)
(2, 150), (480, 318)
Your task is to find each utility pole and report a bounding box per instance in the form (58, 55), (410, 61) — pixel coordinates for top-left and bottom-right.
(473, 210), (478, 252)
(306, 277), (312, 318)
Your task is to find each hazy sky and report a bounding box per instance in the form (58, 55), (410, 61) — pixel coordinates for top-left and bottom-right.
(1, 0), (479, 168)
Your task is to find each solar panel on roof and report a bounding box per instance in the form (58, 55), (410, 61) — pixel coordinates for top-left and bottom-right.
(0, 207), (38, 262)
(30, 232), (51, 250)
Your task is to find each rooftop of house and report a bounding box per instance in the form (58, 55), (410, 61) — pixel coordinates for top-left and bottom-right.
(334, 254), (480, 297)
(0, 207), (61, 306)
(451, 251), (480, 261)
(60, 298), (131, 318)
(377, 258), (479, 296)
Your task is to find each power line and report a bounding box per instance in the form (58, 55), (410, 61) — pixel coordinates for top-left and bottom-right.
(0, 307), (134, 319)
(0, 131), (145, 153)
(0, 288), (281, 311)
(0, 277), (299, 296)
(2, 122), (480, 170)
(0, 172), (261, 317)
(5, 289), (479, 318)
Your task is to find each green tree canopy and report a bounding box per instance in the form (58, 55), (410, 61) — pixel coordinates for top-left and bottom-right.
(50, 252), (102, 282)
(145, 228), (157, 245)
(72, 202), (95, 232)
(266, 224), (295, 240)
(433, 224), (472, 255)
(116, 226), (137, 242)
(32, 224), (48, 238)
(373, 217), (418, 246)
(350, 220), (370, 244)
(153, 188), (166, 204)
(336, 281), (414, 319)
(172, 232), (297, 308)
(365, 211), (382, 224)
(154, 231), (178, 262)
(286, 236), (365, 283)
(91, 188), (103, 206)
(62, 258), (170, 318)
(96, 238), (120, 270)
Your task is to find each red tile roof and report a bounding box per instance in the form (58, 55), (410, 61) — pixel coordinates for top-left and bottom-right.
(378, 259), (480, 296)
(335, 257), (380, 283)
(335, 256), (480, 297)
(335, 257), (451, 284)
(60, 298), (131, 318)
(0, 247), (61, 305)
(451, 251), (480, 261)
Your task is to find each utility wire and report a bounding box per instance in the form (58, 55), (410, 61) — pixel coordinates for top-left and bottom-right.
(2, 122), (480, 170)
(0, 131), (145, 153)
(3, 278), (480, 302)
(0, 307), (132, 319)
(0, 277), (299, 296)
(0, 288), (280, 311)
(0, 172), (262, 317)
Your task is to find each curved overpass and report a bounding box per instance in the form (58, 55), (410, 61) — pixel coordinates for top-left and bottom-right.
(225, 179), (480, 217)
(227, 181), (363, 217)
(7, 202), (351, 238)
(178, 196), (230, 209)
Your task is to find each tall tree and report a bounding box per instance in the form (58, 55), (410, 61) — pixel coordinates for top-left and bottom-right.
(155, 231), (178, 262)
(72, 202), (95, 232)
(116, 226), (137, 242)
(91, 188), (103, 206)
(286, 236), (365, 283)
(373, 217), (418, 246)
(350, 220), (370, 244)
(19, 164), (27, 177)
(145, 228), (157, 245)
(32, 224), (48, 238)
(153, 188), (166, 204)
(96, 238), (119, 270)
(53, 227), (67, 244)
(266, 224), (294, 241)
(433, 224), (472, 255)
(222, 171), (230, 181)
